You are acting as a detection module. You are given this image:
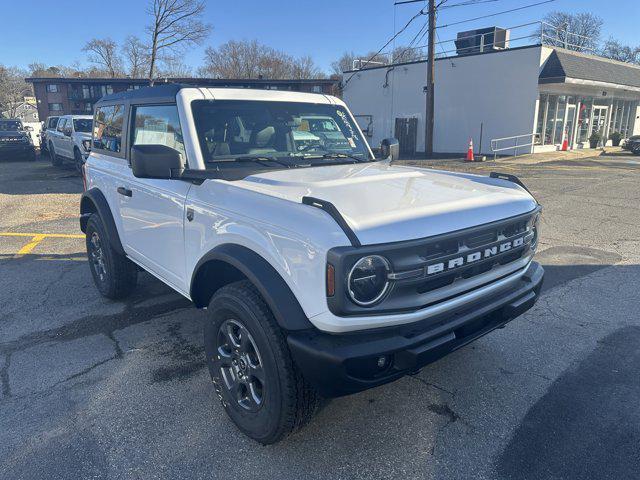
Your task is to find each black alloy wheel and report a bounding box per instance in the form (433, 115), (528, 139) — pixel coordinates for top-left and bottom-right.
(215, 318), (265, 412)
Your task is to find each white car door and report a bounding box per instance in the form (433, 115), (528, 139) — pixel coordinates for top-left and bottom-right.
(52, 117), (66, 154)
(116, 104), (191, 293)
(62, 118), (75, 158)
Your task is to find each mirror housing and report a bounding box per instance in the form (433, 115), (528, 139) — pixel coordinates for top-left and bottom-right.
(24, 125), (34, 132)
(380, 138), (400, 161)
(131, 144), (183, 179)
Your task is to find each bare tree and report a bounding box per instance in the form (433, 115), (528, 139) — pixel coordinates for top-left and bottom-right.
(541, 11), (602, 52)
(290, 55), (325, 79)
(83, 38), (124, 77)
(199, 40), (325, 79)
(0, 66), (32, 118)
(392, 46), (424, 64)
(157, 55), (193, 78)
(146, 0), (211, 85)
(331, 51), (389, 75)
(122, 36), (150, 78)
(600, 38), (640, 64)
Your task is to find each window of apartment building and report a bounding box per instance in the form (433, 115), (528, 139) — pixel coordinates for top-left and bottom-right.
(93, 104), (125, 153)
(48, 103), (63, 111)
(46, 84), (58, 93)
(312, 85), (322, 93)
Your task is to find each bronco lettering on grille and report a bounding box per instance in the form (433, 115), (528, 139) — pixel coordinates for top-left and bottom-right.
(426, 236), (525, 276)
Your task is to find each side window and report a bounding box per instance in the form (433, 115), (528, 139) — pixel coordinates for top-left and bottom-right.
(56, 118), (66, 132)
(93, 104), (125, 153)
(131, 104), (185, 157)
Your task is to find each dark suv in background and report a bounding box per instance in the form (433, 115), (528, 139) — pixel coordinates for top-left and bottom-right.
(0, 119), (36, 161)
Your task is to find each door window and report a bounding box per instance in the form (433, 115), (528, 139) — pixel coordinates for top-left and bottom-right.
(56, 118), (66, 132)
(93, 105), (125, 153)
(131, 104), (185, 157)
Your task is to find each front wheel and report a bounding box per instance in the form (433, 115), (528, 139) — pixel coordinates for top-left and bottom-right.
(204, 280), (323, 444)
(85, 214), (137, 299)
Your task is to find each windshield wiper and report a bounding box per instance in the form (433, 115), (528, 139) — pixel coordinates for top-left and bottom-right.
(210, 155), (292, 168)
(305, 152), (369, 163)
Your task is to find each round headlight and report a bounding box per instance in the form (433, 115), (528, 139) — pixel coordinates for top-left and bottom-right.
(347, 255), (390, 306)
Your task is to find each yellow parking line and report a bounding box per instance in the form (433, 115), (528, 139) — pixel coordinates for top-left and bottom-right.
(16, 234), (46, 255)
(0, 232), (84, 238)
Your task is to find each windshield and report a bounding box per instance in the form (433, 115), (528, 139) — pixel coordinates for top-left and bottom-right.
(191, 100), (371, 166)
(73, 119), (93, 133)
(0, 121), (22, 131)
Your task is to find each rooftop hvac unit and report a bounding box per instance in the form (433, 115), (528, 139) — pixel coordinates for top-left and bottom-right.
(455, 27), (510, 56)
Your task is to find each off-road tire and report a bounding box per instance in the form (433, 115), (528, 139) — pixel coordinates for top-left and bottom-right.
(74, 147), (83, 174)
(49, 143), (62, 166)
(205, 280), (323, 444)
(85, 214), (137, 299)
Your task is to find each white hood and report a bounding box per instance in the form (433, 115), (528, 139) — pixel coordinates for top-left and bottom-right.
(235, 162), (537, 245)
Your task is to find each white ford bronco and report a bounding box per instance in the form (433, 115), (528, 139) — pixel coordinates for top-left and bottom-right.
(80, 85), (543, 444)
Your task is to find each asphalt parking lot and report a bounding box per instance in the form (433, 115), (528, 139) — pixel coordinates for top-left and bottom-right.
(1, 153), (639, 479)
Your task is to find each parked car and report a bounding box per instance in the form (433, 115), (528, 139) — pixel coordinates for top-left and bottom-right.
(622, 135), (640, 152)
(47, 115), (93, 172)
(80, 85), (543, 444)
(0, 118), (36, 161)
(40, 116), (60, 154)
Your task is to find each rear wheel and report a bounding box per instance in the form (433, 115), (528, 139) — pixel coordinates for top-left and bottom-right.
(49, 143), (62, 166)
(205, 280), (323, 444)
(85, 214), (137, 299)
(74, 148), (83, 174)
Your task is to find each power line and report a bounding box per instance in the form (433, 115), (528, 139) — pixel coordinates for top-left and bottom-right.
(437, 0), (557, 29)
(440, 0), (501, 9)
(343, 7), (425, 86)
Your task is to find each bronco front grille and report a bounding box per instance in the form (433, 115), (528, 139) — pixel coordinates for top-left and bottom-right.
(414, 217), (530, 294)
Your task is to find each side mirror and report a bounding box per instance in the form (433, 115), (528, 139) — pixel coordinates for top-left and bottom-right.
(24, 125), (34, 132)
(131, 144), (183, 179)
(380, 138), (400, 161)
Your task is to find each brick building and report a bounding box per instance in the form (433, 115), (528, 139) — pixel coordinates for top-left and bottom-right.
(27, 77), (339, 120)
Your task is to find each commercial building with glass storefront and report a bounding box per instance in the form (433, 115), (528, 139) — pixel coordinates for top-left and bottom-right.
(343, 42), (640, 156)
(536, 48), (639, 150)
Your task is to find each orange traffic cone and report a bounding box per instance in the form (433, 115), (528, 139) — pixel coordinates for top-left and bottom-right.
(561, 130), (569, 151)
(466, 138), (474, 161)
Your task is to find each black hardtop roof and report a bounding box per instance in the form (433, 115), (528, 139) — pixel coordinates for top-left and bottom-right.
(97, 84), (183, 105)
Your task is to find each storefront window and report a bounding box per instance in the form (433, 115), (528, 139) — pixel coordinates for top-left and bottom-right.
(622, 101), (632, 137)
(544, 95), (557, 145)
(578, 98), (592, 143)
(554, 95), (567, 144)
(535, 94), (547, 145)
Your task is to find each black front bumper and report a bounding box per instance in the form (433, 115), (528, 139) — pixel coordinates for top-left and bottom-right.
(287, 261), (544, 398)
(0, 144), (35, 159)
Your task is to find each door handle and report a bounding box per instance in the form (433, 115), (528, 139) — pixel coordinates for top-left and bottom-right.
(117, 187), (132, 197)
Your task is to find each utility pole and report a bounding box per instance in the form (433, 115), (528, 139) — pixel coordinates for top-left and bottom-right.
(425, 0), (436, 157)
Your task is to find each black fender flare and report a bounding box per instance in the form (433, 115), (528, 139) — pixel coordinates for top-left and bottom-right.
(191, 244), (315, 332)
(79, 188), (125, 255)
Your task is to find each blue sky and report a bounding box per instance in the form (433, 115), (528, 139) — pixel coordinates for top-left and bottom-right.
(1, 0), (639, 74)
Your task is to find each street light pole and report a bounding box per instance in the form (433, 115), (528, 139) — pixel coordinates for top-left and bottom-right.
(425, 0), (436, 157)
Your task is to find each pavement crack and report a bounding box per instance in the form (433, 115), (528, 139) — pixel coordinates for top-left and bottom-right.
(408, 373), (456, 397)
(0, 297), (190, 357)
